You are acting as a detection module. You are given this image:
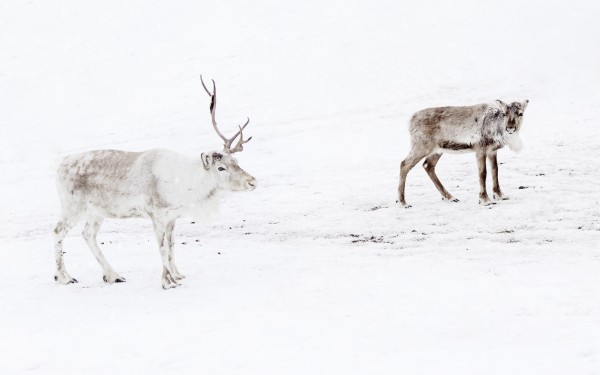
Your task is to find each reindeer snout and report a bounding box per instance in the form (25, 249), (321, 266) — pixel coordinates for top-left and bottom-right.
(246, 177), (257, 190)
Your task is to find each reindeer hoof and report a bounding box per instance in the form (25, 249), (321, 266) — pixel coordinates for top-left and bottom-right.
(493, 193), (510, 201)
(162, 281), (181, 290)
(55, 274), (77, 285)
(103, 274), (126, 284)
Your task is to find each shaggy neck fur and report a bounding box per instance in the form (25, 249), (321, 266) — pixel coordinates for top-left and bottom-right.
(147, 150), (222, 220)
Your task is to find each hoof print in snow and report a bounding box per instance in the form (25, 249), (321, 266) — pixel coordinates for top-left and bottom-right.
(442, 197), (460, 203)
(498, 229), (514, 234)
(349, 234), (393, 244)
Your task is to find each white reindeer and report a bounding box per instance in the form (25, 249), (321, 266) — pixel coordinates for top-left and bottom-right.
(397, 99), (528, 207)
(53, 76), (257, 289)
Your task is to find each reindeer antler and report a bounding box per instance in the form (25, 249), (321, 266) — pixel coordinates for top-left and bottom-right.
(200, 75), (252, 154)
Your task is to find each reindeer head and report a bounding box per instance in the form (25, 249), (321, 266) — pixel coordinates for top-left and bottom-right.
(201, 151), (256, 191)
(200, 75), (257, 192)
(496, 99), (528, 153)
(506, 100), (529, 134)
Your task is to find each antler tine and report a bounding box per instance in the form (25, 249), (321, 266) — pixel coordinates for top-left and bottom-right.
(226, 117), (249, 144)
(200, 74), (215, 96)
(228, 118), (252, 154)
(200, 75), (229, 145)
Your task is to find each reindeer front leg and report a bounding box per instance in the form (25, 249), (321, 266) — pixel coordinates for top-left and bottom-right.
(152, 217), (181, 289)
(165, 219), (185, 281)
(477, 151), (492, 205)
(488, 151), (509, 200)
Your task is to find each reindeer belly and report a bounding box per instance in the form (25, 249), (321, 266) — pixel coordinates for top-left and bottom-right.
(437, 140), (475, 154)
(86, 195), (147, 219)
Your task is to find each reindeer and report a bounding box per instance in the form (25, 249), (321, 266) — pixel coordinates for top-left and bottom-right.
(397, 99), (528, 207)
(53, 76), (257, 289)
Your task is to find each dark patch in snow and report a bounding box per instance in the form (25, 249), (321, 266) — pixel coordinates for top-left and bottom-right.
(497, 229), (514, 234)
(348, 234), (394, 244)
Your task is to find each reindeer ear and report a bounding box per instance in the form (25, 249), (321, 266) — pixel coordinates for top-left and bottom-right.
(496, 99), (508, 114)
(201, 153), (212, 170)
(522, 99), (529, 111)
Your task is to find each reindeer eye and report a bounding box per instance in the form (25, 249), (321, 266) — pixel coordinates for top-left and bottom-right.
(218, 167), (226, 171)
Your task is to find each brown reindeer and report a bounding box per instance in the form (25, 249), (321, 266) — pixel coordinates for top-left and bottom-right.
(397, 100), (528, 207)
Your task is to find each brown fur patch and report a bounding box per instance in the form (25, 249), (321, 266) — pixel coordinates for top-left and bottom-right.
(439, 141), (473, 150)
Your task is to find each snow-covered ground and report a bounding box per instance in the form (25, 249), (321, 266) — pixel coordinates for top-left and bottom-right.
(1, 1), (599, 374)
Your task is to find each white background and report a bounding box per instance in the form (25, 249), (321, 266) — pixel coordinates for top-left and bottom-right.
(1, 1), (599, 374)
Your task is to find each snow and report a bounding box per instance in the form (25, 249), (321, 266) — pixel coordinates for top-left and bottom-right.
(1, 0), (600, 374)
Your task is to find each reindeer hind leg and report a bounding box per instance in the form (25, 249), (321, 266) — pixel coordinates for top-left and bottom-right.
(54, 207), (84, 284)
(423, 153), (459, 203)
(82, 213), (126, 284)
(398, 149), (430, 208)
